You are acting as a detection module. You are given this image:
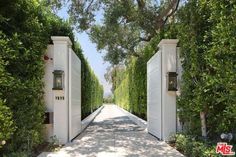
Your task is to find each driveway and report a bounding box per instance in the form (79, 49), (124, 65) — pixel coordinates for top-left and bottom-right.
(39, 105), (184, 157)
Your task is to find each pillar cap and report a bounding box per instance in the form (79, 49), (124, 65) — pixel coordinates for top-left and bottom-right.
(158, 39), (179, 47)
(51, 36), (72, 46)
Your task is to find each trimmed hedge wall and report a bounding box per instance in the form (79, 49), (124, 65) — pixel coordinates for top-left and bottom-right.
(175, 0), (236, 138)
(114, 37), (160, 120)
(74, 44), (104, 119)
(0, 0), (103, 155)
(0, 1), (51, 154)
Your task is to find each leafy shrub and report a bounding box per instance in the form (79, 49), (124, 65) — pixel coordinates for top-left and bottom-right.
(175, 134), (220, 157)
(0, 27), (46, 153)
(176, 0), (236, 138)
(0, 100), (15, 149)
(3, 151), (28, 157)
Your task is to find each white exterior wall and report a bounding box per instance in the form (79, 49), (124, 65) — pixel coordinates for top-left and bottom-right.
(147, 39), (178, 141)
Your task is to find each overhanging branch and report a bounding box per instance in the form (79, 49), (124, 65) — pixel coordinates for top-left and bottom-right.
(163, 0), (180, 25)
(156, 0), (180, 29)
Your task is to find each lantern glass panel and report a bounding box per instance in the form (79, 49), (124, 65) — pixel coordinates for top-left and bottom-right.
(169, 76), (177, 90)
(167, 72), (178, 91)
(55, 75), (62, 88)
(53, 70), (64, 90)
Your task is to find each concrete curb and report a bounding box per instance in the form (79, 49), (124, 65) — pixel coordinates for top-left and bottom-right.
(81, 105), (104, 131)
(115, 105), (147, 130)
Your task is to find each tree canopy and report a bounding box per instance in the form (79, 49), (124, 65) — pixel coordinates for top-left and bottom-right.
(49, 0), (180, 64)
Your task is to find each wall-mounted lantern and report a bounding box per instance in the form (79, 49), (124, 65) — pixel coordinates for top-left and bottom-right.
(167, 72), (178, 91)
(52, 70), (64, 90)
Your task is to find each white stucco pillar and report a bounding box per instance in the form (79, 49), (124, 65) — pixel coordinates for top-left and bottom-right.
(51, 36), (72, 144)
(147, 39), (179, 141)
(159, 39), (179, 141)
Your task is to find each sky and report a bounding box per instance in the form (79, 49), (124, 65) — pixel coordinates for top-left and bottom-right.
(56, 5), (112, 97)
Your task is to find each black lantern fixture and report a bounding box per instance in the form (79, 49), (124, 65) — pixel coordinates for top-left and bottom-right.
(52, 70), (64, 90)
(167, 72), (178, 91)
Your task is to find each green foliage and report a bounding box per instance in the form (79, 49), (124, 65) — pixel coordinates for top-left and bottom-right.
(3, 151), (28, 157)
(103, 95), (114, 104)
(0, 0), (103, 155)
(55, 0), (180, 65)
(104, 65), (126, 92)
(175, 134), (220, 157)
(114, 57), (148, 119)
(0, 0), (49, 153)
(73, 44), (104, 119)
(89, 21), (141, 65)
(175, 0), (212, 136)
(115, 75), (130, 111)
(114, 37), (160, 119)
(114, 0), (236, 141)
(0, 100), (15, 149)
(176, 0), (236, 138)
(205, 0), (236, 134)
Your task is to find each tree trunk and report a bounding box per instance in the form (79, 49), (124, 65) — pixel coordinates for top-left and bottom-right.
(200, 111), (207, 138)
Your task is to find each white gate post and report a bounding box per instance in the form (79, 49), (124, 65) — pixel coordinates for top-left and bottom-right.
(51, 36), (72, 144)
(44, 36), (81, 144)
(147, 39), (178, 141)
(159, 39), (178, 141)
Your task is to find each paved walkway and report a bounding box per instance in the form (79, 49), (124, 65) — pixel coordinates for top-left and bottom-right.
(41, 105), (184, 157)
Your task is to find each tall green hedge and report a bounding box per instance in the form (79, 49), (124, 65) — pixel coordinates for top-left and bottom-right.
(74, 44), (104, 119)
(0, 1), (50, 154)
(0, 0), (103, 155)
(176, 0), (236, 138)
(114, 37), (160, 120)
